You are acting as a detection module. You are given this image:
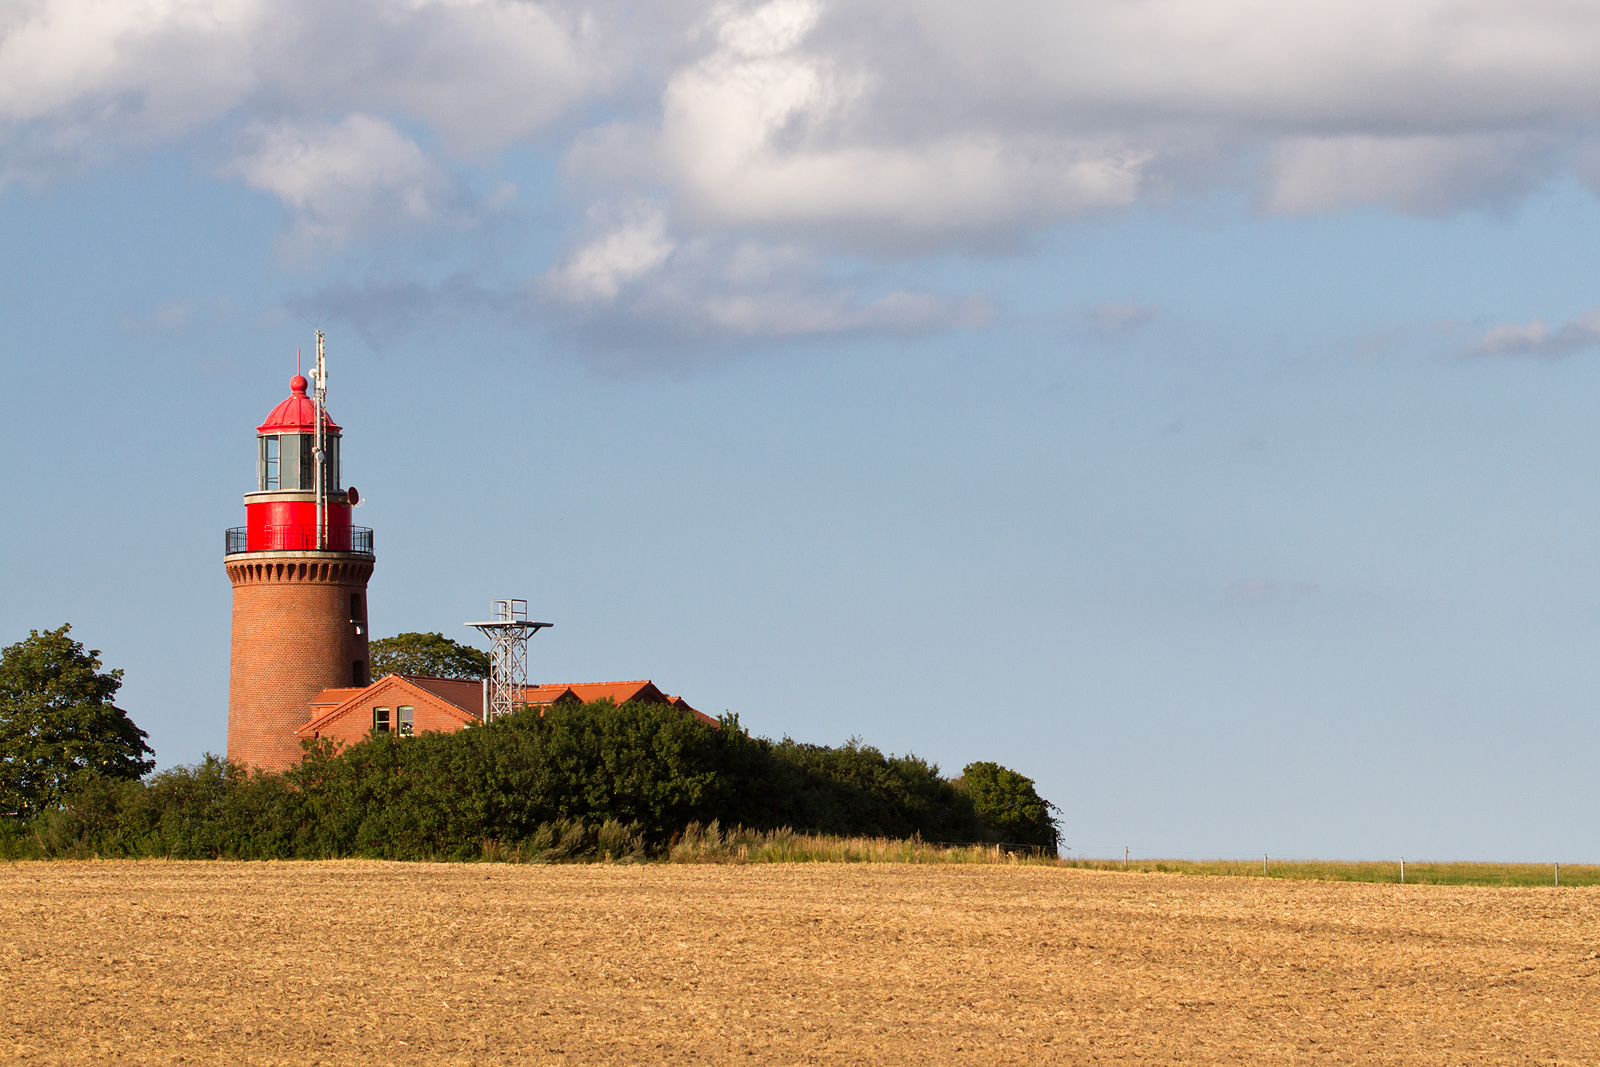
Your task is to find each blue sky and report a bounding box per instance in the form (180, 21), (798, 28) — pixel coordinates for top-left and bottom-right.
(5, 0), (1600, 860)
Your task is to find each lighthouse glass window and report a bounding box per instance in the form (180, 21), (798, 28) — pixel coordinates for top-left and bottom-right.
(326, 436), (341, 490)
(261, 437), (279, 491)
(265, 434), (303, 490)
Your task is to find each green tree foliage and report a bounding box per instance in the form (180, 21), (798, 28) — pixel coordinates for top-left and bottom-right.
(957, 761), (1060, 850)
(368, 632), (490, 679)
(0, 626), (154, 818)
(8, 700), (1059, 860)
(757, 738), (986, 842)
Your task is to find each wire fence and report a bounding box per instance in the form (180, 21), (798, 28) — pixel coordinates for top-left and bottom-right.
(1049, 847), (1590, 886)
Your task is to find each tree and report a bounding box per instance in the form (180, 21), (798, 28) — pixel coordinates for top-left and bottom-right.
(0, 625), (154, 819)
(368, 632), (490, 680)
(958, 761), (1060, 852)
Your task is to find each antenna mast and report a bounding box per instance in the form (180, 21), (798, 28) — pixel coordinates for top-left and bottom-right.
(311, 330), (327, 550)
(466, 600), (552, 722)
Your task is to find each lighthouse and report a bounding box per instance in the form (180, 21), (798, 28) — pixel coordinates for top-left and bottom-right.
(224, 334), (375, 772)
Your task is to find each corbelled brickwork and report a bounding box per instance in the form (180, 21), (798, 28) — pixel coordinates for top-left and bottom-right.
(226, 552), (374, 772)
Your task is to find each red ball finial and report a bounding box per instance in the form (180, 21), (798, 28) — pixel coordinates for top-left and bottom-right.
(290, 374), (308, 394)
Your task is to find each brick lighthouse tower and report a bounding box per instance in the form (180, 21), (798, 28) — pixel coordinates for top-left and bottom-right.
(224, 333), (375, 772)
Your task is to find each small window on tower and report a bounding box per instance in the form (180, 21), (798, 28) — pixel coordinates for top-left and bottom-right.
(353, 659), (366, 686)
(398, 706), (414, 737)
(263, 437), (279, 491)
(373, 706), (390, 733)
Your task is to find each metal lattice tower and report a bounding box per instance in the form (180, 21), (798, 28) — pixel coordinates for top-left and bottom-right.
(466, 599), (552, 722)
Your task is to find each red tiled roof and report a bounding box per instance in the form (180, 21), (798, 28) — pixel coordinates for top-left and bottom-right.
(668, 695), (717, 727)
(406, 676), (485, 716)
(545, 680), (668, 706)
(520, 684), (580, 706)
(303, 675), (716, 732)
(523, 681), (716, 724)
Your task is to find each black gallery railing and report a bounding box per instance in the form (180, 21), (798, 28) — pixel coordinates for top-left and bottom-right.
(225, 525), (374, 555)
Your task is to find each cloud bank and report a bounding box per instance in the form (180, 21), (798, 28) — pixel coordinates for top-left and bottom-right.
(1464, 309), (1600, 359)
(12, 0), (1600, 343)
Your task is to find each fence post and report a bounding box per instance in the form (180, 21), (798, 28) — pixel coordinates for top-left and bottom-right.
(1555, 863), (1559, 887)
(1400, 857), (1405, 884)
(1124, 847), (1128, 869)
(1263, 853), (1268, 876)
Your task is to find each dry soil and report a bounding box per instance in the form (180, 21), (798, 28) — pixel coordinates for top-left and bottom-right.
(1, 860), (1597, 1064)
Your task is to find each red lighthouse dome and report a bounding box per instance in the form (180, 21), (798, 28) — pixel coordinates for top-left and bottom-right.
(256, 374), (341, 435)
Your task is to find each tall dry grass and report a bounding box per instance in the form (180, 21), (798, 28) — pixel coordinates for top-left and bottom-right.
(1060, 857), (1597, 886)
(666, 822), (1058, 864)
(472, 821), (1593, 884)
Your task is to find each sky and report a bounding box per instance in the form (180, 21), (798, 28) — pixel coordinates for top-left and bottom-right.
(5, 0), (1600, 862)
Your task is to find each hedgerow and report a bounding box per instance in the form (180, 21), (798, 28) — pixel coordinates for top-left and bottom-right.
(0, 701), (1059, 861)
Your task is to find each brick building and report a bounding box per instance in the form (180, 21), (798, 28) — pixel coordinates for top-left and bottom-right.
(296, 677), (711, 749)
(225, 353), (703, 772)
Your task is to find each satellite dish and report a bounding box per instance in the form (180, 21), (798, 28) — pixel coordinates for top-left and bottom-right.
(347, 486), (360, 506)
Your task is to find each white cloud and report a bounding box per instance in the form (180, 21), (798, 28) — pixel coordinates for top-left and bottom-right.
(17, 0), (1600, 229)
(575, 0), (1149, 242)
(1264, 134), (1549, 215)
(1463, 308), (1600, 359)
(540, 209), (994, 344)
(0, 0), (260, 128)
(693, 283), (992, 338)
(0, 0), (599, 182)
(555, 0), (1600, 246)
(291, 235), (993, 354)
(544, 208), (676, 302)
(225, 114), (488, 248)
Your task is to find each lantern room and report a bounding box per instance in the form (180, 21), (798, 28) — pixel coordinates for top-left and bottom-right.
(225, 373), (372, 556)
(256, 374), (341, 492)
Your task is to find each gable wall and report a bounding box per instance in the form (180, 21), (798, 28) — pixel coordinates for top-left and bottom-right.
(307, 689), (476, 749)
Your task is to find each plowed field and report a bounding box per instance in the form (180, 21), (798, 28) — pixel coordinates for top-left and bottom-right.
(2, 861), (1596, 1064)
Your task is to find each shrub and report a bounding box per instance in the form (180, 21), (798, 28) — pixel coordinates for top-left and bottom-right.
(956, 761), (1060, 852)
(22, 702), (1060, 861)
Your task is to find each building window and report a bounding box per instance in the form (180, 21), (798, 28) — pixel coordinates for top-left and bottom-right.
(352, 659), (366, 686)
(398, 706), (414, 737)
(373, 706), (390, 733)
(350, 594), (365, 636)
(263, 436), (279, 491)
